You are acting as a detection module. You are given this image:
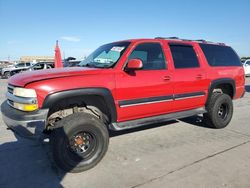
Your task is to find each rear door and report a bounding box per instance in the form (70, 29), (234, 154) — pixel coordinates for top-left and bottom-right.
(169, 43), (208, 111)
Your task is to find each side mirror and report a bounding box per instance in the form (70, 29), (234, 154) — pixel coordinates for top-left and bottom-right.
(126, 59), (143, 70)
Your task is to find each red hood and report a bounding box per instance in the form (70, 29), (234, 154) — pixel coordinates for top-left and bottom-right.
(9, 67), (102, 87)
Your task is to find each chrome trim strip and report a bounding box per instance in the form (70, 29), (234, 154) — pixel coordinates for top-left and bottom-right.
(174, 94), (205, 100)
(119, 91), (206, 108)
(120, 99), (173, 108)
(6, 92), (37, 104)
(7, 85), (15, 89)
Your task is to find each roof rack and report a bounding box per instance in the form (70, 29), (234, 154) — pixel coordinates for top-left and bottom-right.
(155, 37), (225, 45)
(155, 37), (180, 40)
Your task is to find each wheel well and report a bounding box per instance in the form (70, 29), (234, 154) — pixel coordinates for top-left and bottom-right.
(47, 95), (111, 128)
(212, 83), (234, 98)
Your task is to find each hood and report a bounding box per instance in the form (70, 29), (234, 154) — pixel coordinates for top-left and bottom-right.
(9, 67), (101, 87)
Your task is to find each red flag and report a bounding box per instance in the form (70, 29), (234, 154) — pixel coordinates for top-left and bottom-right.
(54, 40), (63, 68)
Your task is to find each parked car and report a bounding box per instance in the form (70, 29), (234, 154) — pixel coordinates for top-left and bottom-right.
(1, 37), (245, 173)
(1, 62), (34, 78)
(64, 60), (80, 67)
(243, 59), (250, 76)
(10, 62), (54, 76)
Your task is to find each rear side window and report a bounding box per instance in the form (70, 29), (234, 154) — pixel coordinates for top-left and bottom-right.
(169, 44), (199, 69)
(200, 44), (241, 66)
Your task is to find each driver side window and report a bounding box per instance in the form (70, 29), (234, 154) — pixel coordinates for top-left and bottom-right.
(33, 63), (45, 70)
(128, 43), (166, 70)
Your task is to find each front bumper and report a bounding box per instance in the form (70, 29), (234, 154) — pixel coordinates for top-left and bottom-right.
(1, 101), (49, 139)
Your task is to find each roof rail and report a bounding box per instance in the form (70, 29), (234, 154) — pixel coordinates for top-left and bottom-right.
(194, 39), (207, 42)
(155, 37), (225, 45)
(155, 37), (179, 40)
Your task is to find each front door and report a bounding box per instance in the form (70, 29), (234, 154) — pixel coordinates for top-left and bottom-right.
(115, 42), (174, 122)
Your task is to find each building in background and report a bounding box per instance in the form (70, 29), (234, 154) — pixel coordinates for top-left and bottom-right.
(0, 61), (13, 68)
(20, 56), (54, 63)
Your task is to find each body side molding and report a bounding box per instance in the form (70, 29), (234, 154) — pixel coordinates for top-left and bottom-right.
(118, 91), (206, 108)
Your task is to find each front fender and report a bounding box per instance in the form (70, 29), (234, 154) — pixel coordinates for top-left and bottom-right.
(42, 88), (117, 123)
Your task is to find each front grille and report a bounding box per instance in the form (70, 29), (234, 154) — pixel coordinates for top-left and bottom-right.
(6, 85), (15, 108)
(7, 84), (14, 94)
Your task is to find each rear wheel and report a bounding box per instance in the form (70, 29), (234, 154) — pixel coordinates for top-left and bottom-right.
(203, 93), (233, 129)
(50, 112), (109, 173)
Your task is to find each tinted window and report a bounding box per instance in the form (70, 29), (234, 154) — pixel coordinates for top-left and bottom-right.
(32, 63), (45, 70)
(170, 45), (199, 69)
(17, 63), (25, 67)
(26, 63), (31, 66)
(200, 44), (241, 66)
(47, 64), (54, 69)
(128, 43), (166, 70)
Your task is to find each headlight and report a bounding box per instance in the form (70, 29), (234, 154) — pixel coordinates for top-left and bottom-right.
(13, 102), (38, 111)
(13, 87), (37, 98)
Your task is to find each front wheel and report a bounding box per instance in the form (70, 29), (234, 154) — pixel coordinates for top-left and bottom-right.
(4, 72), (10, 79)
(203, 93), (233, 129)
(50, 113), (109, 173)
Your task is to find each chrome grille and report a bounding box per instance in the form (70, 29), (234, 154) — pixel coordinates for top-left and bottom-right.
(7, 85), (15, 108)
(7, 84), (14, 94)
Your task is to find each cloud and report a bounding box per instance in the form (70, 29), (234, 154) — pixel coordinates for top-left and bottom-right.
(61, 36), (81, 42)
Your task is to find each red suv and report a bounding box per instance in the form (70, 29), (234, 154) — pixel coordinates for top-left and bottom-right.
(1, 37), (245, 172)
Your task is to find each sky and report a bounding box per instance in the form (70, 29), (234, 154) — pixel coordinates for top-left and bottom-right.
(0, 0), (249, 60)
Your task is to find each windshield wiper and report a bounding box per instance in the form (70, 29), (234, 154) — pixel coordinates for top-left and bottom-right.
(93, 64), (112, 68)
(82, 62), (111, 68)
(81, 62), (96, 68)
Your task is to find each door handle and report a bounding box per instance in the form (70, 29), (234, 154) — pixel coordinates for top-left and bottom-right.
(163, 76), (171, 81)
(196, 74), (203, 79)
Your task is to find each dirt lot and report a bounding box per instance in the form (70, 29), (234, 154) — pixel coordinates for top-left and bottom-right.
(0, 78), (250, 188)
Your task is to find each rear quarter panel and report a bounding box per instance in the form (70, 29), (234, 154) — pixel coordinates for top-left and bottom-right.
(207, 66), (245, 99)
(196, 44), (245, 99)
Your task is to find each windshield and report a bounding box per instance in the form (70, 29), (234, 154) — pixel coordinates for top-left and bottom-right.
(79, 42), (130, 68)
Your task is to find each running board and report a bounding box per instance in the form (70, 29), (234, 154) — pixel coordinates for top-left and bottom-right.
(109, 107), (206, 131)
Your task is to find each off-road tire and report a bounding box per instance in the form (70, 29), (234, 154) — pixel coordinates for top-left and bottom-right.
(50, 112), (109, 173)
(203, 93), (233, 129)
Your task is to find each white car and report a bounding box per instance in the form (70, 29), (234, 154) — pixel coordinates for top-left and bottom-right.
(1, 62), (34, 78)
(243, 60), (250, 76)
